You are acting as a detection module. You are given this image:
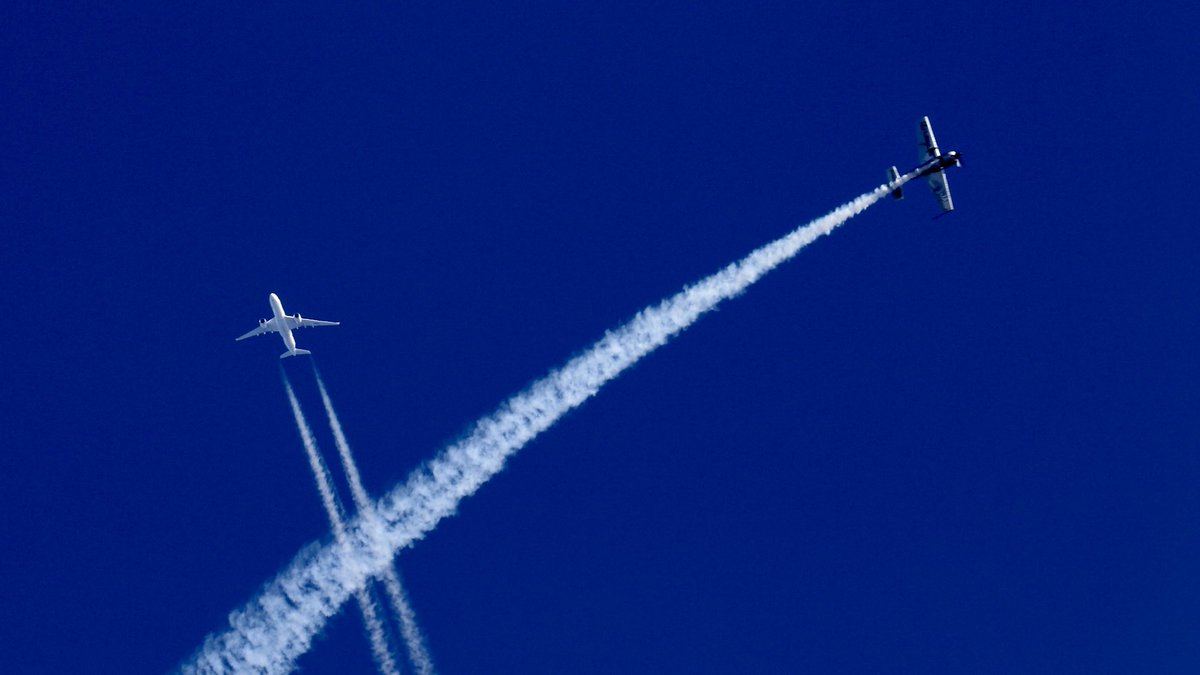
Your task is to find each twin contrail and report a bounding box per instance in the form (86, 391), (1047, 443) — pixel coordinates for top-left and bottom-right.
(281, 372), (401, 675)
(185, 177), (910, 674)
(313, 366), (437, 675)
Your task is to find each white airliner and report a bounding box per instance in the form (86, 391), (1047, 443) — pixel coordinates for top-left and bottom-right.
(236, 292), (339, 358)
(887, 116), (963, 217)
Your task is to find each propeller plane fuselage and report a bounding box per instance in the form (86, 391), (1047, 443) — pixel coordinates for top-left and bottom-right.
(886, 116), (963, 217)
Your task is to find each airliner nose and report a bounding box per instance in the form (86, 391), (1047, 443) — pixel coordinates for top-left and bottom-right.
(269, 292), (280, 302)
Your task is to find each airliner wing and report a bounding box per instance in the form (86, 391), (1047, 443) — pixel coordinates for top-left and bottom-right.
(918, 115), (941, 161)
(236, 319), (278, 341)
(285, 316), (340, 330)
(928, 171), (954, 215)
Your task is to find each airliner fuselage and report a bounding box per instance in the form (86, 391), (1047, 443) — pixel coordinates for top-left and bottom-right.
(268, 293), (299, 354)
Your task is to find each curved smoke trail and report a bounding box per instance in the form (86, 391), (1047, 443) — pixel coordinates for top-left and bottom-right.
(184, 179), (907, 674)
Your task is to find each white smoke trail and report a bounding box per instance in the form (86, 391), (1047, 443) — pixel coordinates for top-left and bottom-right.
(281, 372), (401, 675)
(186, 178), (908, 674)
(313, 366), (437, 675)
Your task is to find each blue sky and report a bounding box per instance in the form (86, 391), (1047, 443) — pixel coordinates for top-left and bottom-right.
(3, 2), (1199, 673)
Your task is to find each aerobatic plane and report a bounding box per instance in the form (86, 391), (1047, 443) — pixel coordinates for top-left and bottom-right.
(236, 292), (339, 358)
(887, 116), (963, 217)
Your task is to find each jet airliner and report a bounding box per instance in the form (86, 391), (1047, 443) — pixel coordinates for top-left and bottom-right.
(236, 292), (339, 358)
(887, 116), (963, 216)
